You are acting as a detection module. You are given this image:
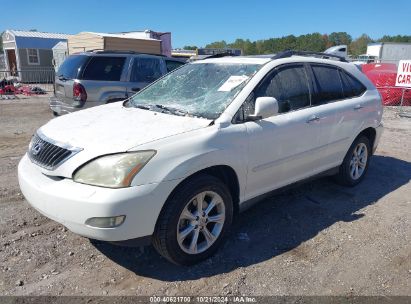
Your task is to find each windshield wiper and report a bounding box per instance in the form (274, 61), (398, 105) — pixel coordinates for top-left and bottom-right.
(134, 104), (150, 110)
(154, 104), (186, 115)
(131, 103), (189, 117)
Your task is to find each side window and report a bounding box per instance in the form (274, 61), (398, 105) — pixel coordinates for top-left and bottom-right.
(165, 60), (184, 73)
(81, 56), (126, 81)
(311, 65), (344, 105)
(130, 57), (163, 83)
(340, 70), (367, 98)
(256, 65), (310, 113)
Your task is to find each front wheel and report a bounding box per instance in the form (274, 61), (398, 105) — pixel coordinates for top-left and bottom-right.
(153, 174), (233, 265)
(335, 136), (371, 186)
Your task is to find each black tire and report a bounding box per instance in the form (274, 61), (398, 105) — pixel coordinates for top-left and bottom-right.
(52, 111), (59, 117)
(335, 136), (371, 187)
(153, 174), (233, 265)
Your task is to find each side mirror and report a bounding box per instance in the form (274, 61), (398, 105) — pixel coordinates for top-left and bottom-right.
(247, 97), (279, 121)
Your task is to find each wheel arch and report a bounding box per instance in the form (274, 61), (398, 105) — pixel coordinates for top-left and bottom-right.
(163, 165), (241, 215)
(356, 127), (376, 154)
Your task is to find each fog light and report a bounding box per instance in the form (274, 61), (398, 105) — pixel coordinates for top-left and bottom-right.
(85, 216), (126, 228)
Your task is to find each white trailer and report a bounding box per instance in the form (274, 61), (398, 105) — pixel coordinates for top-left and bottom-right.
(367, 42), (411, 63)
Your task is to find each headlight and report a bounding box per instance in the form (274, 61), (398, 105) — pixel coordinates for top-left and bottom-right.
(73, 151), (156, 188)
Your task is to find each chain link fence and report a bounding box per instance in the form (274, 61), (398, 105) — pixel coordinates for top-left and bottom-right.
(352, 59), (411, 117)
(398, 88), (411, 117)
(0, 69), (55, 100)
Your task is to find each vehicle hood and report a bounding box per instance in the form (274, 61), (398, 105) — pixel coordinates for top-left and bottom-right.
(38, 103), (211, 176)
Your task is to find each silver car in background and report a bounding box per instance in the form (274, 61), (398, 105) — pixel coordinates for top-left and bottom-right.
(50, 50), (185, 115)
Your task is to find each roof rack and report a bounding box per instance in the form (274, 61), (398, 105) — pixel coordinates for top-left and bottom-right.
(203, 52), (234, 59)
(84, 49), (166, 56)
(272, 50), (347, 62)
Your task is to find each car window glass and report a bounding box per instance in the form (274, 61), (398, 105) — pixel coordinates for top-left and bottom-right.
(340, 70), (366, 98)
(131, 57), (163, 82)
(311, 65), (344, 105)
(81, 56), (125, 81)
(256, 65), (310, 114)
(165, 60), (184, 73)
(57, 55), (88, 79)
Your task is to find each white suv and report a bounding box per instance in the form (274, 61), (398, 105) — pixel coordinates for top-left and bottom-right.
(18, 51), (383, 265)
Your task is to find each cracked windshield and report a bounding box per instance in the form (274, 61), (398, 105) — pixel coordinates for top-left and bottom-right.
(128, 62), (261, 119)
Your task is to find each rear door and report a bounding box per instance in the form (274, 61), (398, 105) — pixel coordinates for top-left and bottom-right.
(308, 64), (368, 165)
(79, 55), (129, 104)
(306, 63), (346, 166)
(126, 56), (164, 97)
(54, 55), (89, 102)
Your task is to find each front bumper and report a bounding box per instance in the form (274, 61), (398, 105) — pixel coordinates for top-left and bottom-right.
(18, 154), (181, 242)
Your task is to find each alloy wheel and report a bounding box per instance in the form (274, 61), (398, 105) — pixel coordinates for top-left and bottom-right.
(349, 142), (368, 180)
(176, 191), (225, 254)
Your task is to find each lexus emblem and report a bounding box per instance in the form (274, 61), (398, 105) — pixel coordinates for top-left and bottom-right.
(32, 142), (44, 156)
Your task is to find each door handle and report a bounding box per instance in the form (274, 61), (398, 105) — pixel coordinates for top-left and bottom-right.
(131, 87), (141, 92)
(353, 105), (363, 110)
(306, 115), (320, 123)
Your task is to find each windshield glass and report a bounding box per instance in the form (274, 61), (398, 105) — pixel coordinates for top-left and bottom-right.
(128, 62), (261, 119)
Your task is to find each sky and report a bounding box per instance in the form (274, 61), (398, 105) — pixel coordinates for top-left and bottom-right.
(1, 0), (410, 48)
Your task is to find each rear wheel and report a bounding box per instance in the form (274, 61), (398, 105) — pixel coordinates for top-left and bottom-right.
(335, 136), (371, 186)
(153, 174), (233, 265)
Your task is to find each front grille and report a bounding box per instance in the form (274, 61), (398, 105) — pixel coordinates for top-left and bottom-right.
(28, 133), (81, 170)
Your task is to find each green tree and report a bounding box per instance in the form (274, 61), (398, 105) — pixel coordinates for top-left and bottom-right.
(296, 33), (326, 52)
(203, 33), (411, 56)
(328, 32), (352, 46)
(349, 34), (373, 56)
(227, 39), (256, 55)
(378, 35), (411, 43)
(205, 40), (228, 49)
(183, 45), (198, 50)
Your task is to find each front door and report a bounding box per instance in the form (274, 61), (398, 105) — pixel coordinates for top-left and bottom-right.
(244, 64), (324, 200)
(6, 49), (17, 75)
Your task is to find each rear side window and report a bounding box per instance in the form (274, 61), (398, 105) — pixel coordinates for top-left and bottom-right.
(130, 57), (163, 82)
(311, 65), (344, 105)
(165, 60), (184, 72)
(340, 70), (367, 98)
(81, 56), (126, 81)
(57, 55), (88, 79)
(256, 65), (310, 113)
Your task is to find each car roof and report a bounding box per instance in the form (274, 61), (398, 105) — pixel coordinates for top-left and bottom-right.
(194, 50), (350, 65)
(197, 55), (350, 66)
(73, 50), (166, 58)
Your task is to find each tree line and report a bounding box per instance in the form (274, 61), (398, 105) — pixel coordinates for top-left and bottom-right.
(184, 32), (411, 56)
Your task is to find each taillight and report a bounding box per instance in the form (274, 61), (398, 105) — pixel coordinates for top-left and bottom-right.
(73, 83), (87, 102)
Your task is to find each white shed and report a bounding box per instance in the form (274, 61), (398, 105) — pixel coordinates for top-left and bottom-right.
(52, 41), (68, 71)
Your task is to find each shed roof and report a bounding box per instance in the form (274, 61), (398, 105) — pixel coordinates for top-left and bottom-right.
(52, 41), (68, 50)
(84, 31), (160, 41)
(7, 30), (70, 40)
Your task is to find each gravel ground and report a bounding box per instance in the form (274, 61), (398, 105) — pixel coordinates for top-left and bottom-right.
(0, 97), (410, 296)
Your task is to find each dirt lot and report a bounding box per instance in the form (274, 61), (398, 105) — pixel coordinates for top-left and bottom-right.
(0, 97), (410, 296)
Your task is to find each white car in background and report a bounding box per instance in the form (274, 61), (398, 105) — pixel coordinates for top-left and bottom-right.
(18, 51), (383, 265)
